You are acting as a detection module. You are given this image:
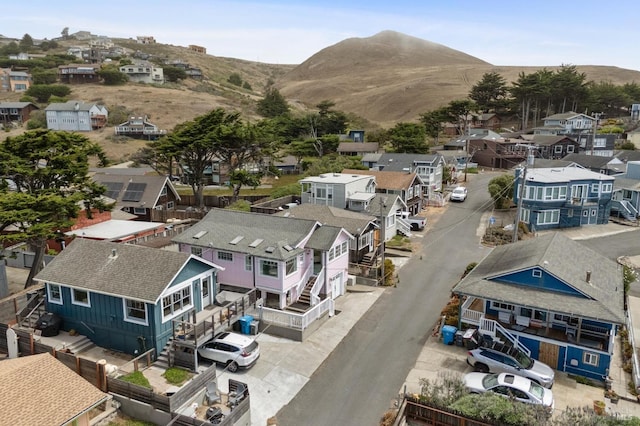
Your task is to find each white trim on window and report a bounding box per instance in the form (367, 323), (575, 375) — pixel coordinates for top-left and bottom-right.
(217, 251), (233, 262)
(47, 284), (63, 305)
(260, 259), (278, 277)
(583, 352), (599, 366)
(245, 255), (253, 271)
(123, 298), (149, 326)
(71, 288), (91, 307)
(532, 269), (542, 278)
(161, 283), (193, 323)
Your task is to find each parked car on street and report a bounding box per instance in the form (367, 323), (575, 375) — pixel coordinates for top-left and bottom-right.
(464, 372), (555, 412)
(450, 186), (468, 202)
(197, 332), (260, 372)
(466, 342), (555, 388)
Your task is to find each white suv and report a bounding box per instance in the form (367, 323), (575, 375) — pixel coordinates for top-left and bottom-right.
(197, 332), (260, 372)
(450, 186), (468, 202)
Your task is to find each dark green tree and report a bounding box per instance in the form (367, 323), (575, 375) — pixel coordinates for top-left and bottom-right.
(388, 122), (428, 153)
(550, 65), (588, 113)
(446, 99), (477, 135)
(19, 34), (34, 51)
(31, 68), (58, 85)
(488, 174), (514, 209)
(242, 81), (252, 90)
(256, 87), (290, 118)
(0, 42), (20, 55)
(163, 66), (187, 83)
(469, 72), (509, 113)
(420, 107), (450, 143)
(25, 84), (71, 103)
(622, 82), (640, 104)
(0, 130), (109, 287)
(96, 65), (128, 85)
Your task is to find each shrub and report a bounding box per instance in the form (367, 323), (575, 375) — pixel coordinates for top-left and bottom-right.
(227, 200), (251, 211)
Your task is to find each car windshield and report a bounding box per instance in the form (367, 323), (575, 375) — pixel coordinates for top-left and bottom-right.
(514, 350), (534, 369)
(481, 374), (499, 389)
(528, 381), (545, 399)
(454, 189), (464, 194)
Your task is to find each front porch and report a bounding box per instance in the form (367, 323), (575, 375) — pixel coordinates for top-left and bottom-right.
(460, 296), (612, 353)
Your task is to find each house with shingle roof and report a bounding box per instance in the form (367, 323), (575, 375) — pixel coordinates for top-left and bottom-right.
(45, 100), (108, 131)
(0, 353), (111, 426)
(454, 232), (625, 381)
(92, 173), (181, 222)
(343, 168), (424, 215)
(562, 153), (625, 176)
(337, 142), (380, 156)
(534, 111), (596, 136)
(274, 204), (378, 264)
(366, 153), (446, 198)
(0, 101), (38, 125)
(173, 208), (352, 311)
(34, 239), (224, 356)
(531, 135), (580, 160)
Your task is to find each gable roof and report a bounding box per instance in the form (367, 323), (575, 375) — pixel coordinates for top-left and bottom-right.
(561, 153), (619, 169)
(274, 204), (376, 236)
(376, 153), (442, 171)
(543, 111), (593, 121)
(173, 208), (320, 260)
(34, 239), (219, 303)
(342, 168), (422, 190)
(0, 353), (109, 426)
(531, 135), (577, 146)
(305, 226), (351, 251)
(0, 102), (38, 109)
(452, 232), (624, 324)
(44, 100), (101, 112)
(92, 173), (180, 208)
(366, 194), (406, 216)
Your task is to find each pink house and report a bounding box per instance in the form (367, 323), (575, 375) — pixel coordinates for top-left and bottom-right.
(173, 209), (352, 311)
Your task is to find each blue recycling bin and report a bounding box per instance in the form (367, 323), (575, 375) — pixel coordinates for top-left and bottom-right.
(442, 325), (457, 345)
(239, 315), (254, 335)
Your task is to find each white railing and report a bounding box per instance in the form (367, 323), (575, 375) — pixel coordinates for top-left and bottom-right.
(295, 263), (313, 302)
(462, 308), (483, 324)
(480, 316), (531, 356)
(310, 267), (324, 305)
(396, 217), (412, 236)
(260, 298), (333, 330)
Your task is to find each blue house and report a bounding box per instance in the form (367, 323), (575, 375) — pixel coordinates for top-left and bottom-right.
(454, 232), (625, 381)
(34, 239), (223, 357)
(513, 166), (615, 231)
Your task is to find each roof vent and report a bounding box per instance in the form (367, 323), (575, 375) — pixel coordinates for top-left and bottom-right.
(283, 244), (294, 252)
(110, 248), (117, 258)
(265, 246), (275, 253)
(586, 270), (592, 283)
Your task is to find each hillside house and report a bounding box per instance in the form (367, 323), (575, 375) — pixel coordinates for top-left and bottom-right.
(119, 62), (164, 84)
(45, 100), (108, 131)
(58, 64), (101, 84)
(0, 68), (31, 92)
(114, 115), (167, 139)
(0, 102), (38, 125)
(365, 153), (445, 198)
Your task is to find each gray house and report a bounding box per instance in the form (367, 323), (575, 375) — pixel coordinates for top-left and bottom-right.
(45, 100), (108, 131)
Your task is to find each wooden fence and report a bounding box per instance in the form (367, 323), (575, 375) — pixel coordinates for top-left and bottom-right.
(394, 397), (493, 426)
(107, 377), (171, 412)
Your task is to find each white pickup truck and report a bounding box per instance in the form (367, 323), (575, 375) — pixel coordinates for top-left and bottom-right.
(397, 212), (427, 230)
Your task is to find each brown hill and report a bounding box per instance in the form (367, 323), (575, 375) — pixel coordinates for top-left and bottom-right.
(277, 31), (640, 127)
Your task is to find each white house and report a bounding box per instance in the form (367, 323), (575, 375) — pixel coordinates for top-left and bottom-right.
(45, 100), (108, 131)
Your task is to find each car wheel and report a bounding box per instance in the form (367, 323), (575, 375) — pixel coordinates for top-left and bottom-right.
(475, 363), (489, 373)
(227, 361), (239, 372)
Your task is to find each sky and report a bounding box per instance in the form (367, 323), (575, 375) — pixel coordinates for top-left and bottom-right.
(2, 1), (640, 71)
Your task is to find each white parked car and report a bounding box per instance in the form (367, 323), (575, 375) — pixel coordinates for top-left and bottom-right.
(197, 332), (260, 372)
(464, 372), (554, 413)
(450, 186), (468, 202)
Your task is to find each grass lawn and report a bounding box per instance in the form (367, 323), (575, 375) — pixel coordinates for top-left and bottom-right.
(175, 173), (301, 197)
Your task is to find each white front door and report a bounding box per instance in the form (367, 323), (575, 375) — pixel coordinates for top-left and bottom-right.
(331, 272), (343, 299)
(201, 276), (211, 307)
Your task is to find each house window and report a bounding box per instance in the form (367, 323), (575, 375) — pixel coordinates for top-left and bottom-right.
(554, 145), (563, 153)
(167, 201), (174, 210)
(124, 299), (148, 325)
(520, 208), (530, 223)
(191, 246), (203, 257)
(341, 241), (348, 255)
(217, 251), (233, 262)
(532, 269), (542, 278)
(571, 184), (588, 200)
(48, 284), (62, 305)
(71, 288), (90, 307)
(601, 183), (612, 193)
(329, 247), (335, 261)
(520, 308), (532, 318)
(583, 352), (599, 366)
(567, 145), (575, 153)
(286, 258), (297, 275)
(592, 183), (600, 194)
(534, 310), (547, 321)
(260, 260), (278, 277)
(245, 255), (253, 271)
(160, 187), (167, 196)
(491, 301), (514, 311)
(537, 210), (560, 225)
(134, 207), (146, 215)
(161, 285), (193, 321)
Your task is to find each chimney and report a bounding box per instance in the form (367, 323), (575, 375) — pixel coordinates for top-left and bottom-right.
(586, 270), (591, 283)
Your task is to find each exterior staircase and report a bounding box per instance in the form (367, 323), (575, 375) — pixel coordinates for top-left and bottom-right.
(156, 339), (173, 369)
(361, 252), (376, 267)
(287, 276), (315, 313)
(611, 199), (638, 222)
(396, 217), (412, 237)
(479, 317), (531, 356)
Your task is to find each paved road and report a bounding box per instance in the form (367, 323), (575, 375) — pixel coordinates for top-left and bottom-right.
(579, 228), (640, 261)
(275, 173), (497, 426)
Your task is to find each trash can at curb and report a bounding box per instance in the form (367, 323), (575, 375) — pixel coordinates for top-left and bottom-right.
(454, 330), (465, 347)
(239, 315), (254, 335)
(441, 325), (457, 345)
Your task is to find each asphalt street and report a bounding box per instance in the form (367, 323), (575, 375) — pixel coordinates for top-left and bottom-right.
(275, 172), (497, 426)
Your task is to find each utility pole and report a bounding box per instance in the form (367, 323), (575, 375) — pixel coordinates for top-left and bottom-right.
(379, 196), (386, 286)
(513, 165), (527, 243)
(464, 121), (470, 182)
(590, 112), (601, 156)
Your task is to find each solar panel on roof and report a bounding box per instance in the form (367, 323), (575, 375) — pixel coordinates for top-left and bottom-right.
(122, 182), (147, 202)
(102, 182), (123, 199)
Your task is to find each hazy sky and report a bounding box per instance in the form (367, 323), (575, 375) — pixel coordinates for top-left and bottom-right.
(2, 1), (639, 70)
